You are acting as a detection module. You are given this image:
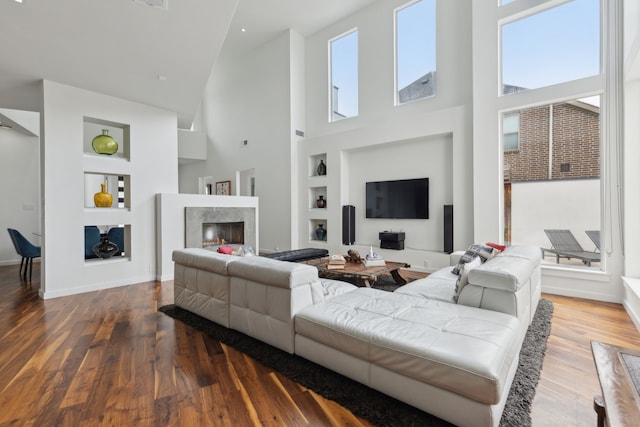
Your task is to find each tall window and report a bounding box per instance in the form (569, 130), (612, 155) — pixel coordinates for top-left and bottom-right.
(500, 0), (604, 270)
(501, 0), (600, 94)
(395, 0), (436, 104)
(330, 29), (358, 121)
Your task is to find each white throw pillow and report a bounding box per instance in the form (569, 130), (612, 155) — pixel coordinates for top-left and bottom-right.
(454, 256), (481, 302)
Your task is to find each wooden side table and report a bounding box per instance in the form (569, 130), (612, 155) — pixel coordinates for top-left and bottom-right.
(591, 341), (640, 426)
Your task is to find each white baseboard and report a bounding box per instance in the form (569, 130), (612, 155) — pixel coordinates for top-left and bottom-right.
(39, 274), (155, 300)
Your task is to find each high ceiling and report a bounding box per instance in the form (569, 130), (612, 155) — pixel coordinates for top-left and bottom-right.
(0, 0), (377, 129)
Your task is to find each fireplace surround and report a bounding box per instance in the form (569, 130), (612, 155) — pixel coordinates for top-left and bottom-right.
(185, 207), (257, 251)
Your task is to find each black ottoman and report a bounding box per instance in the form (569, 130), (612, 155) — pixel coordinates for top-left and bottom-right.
(262, 248), (329, 262)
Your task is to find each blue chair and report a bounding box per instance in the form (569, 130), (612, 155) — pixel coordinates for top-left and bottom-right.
(7, 228), (41, 281)
(107, 227), (125, 257)
(85, 226), (101, 259)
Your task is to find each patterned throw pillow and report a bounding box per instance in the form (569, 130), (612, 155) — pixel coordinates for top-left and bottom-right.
(454, 256), (482, 302)
(451, 243), (497, 275)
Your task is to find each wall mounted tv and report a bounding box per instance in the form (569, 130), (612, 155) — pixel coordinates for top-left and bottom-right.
(365, 178), (429, 219)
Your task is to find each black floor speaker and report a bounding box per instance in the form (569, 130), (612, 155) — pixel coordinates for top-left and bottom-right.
(444, 204), (453, 254)
(342, 205), (356, 245)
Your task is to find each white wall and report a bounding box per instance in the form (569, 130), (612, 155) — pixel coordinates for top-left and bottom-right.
(511, 179), (600, 250)
(180, 30), (300, 252)
(0, 122), (41, 265)
(40, 80), (178, 299)
(297, 0), (473, 269)
(346, 135), (453, 251)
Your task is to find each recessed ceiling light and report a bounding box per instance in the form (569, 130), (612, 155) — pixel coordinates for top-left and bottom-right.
(13, 0), (24, 3)
(158, 74), (167, 81)
(241, 28), (247, 33)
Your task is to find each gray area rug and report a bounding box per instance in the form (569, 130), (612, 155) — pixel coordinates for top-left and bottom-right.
(159, 298), (553, 427)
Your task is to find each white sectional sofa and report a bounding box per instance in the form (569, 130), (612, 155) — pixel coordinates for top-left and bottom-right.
(173, 248), (354, 352)
(172, 245), (542, 427)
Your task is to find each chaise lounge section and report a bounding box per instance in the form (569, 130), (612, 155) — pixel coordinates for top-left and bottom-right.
(294, 289), (521, 427)
(172, 245), (542, 427)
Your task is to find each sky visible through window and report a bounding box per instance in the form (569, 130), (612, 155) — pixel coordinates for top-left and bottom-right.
(331, 30), (358, 119)
(396, 0), (436, 91)
(502, 0), (600, 92)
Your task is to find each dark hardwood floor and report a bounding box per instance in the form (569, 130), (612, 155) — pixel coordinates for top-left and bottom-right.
(0, 264), (638, 426)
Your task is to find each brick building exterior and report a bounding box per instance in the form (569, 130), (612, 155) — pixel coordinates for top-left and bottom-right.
(504, 100), (600, 182)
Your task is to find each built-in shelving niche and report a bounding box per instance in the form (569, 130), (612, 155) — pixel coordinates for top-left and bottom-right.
(309, 186), (328, 211)
(309, 153), (327, 177)
(84, 224), (132, 265)
(309, 219), (328, 243)
(83, 172), (131, 210)
(83, 117), (131, 161)
(82, 116), (132, 265)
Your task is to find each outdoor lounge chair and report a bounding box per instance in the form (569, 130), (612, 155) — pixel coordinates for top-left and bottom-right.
(585, 230), (601, 252)
(543, 229), (600, 267)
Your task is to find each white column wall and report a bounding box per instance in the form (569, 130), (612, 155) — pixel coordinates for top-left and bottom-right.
(40, 80), (178, 299)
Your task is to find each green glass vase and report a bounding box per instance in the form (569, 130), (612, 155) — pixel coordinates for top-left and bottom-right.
(92, 129), (118, 155)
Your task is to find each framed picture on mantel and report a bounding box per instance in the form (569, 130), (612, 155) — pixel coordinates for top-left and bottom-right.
(215, 180), (231, 195)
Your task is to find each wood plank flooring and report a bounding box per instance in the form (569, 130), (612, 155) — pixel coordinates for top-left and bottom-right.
(0, 264), (639, 426)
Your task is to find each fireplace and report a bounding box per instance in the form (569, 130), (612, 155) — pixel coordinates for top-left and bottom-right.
(202, 221), (244, 248)
(185, 206), (257, 251)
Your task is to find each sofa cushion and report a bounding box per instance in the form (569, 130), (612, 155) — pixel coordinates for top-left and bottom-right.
(228, 255), (318, 289)
(498, 245), (542, 262)
(486, 242), (506, 252)
(452, 244), (497, 275)
(393, 267), (457, 302)
(217, 245), (234, 255)
(172, 248), (238, 275)
(313, 279), (358, 303)
(468, 255), (536, 292)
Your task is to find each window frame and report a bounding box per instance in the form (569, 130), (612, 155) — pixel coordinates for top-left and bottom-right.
(502, 112), (520, 151)
(393, 0), (437, 106)
(328, 28), (359, 122)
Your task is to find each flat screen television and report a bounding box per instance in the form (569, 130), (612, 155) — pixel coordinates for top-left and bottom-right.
(365, 178), (429, 219)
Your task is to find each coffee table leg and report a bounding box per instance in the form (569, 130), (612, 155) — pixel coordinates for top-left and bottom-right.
(390, 269), (407, 286)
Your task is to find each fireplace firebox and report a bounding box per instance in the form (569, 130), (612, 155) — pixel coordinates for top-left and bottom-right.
(202, 222), (244, 248)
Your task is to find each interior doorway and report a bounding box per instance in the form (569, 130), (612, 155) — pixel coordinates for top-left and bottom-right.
(0, 109), (42, 274)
